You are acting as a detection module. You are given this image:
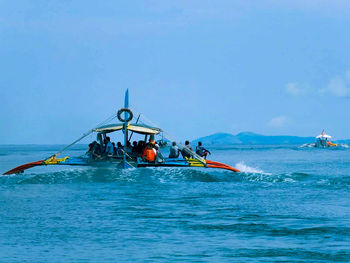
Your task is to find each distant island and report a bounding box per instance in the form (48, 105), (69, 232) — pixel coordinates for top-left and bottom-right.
(193, 132), (350, 145)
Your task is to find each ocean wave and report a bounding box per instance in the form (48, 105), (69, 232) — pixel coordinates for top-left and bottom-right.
(221, 248), (350, 261)
(315, 176), (350, 189)
(190, 222), (350, 237)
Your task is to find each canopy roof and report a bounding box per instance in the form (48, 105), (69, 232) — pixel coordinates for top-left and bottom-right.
(92, 123), (162, 135)
(316, 134), (331, 139)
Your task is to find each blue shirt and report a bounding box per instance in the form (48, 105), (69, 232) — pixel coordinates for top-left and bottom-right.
(106, 141), (113, 154)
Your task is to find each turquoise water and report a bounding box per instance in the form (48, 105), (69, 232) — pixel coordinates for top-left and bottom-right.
(0, 145), (349, 262)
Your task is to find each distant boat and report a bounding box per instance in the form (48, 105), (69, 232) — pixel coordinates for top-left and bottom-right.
(301, 130), (339, 148)
(315, 130), (337, 148)
(3, 90), (240, 175)
(156, 133), (169, 148)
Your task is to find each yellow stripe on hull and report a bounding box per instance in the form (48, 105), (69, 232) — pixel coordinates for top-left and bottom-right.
(186, 158), (206, 167)
(44, 156), (69, 165)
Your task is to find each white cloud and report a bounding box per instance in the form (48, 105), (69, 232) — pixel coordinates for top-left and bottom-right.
(285, 82), (305, 96)
(268, 116), (288, 127)
(326, 77), (349, 97)
(321, 71), (350, 97)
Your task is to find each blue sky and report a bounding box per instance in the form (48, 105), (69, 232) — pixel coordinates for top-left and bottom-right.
(1, 0), (350, 144)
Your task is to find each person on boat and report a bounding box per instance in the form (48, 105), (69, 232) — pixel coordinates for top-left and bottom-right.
(87, 142), (95, 157)
(153, 140), (164, 163)
(87, 141), (102, 159)
(130, 141), (139, 157)
(112, 142), (117, 156)
(136, 140), (144, 155)
(115, 142), (124, 156)
(195, 141), (211, 159)
(126, 141), (132, 153)
(181, 140), (193, 158)
(141, 141), (157, 162)
(88, 142), (94, 152)
(104, 136), (114, 156)
(153, 140), (160, 151)
(169, 141), (180, 158)
(102, 137), (107, 152)
(131, 141), (138, 153)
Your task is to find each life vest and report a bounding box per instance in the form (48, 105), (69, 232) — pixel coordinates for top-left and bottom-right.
(142, 146), (157, 162)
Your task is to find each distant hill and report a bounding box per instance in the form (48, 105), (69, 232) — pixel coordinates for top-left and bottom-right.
(194, 132), (316, 145)
(192, 133), (242, 145)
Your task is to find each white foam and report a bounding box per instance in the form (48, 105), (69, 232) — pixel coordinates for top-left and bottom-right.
(283, 178), (296, 183)
(235, 162), (268, 174)
(300, 143), (314, 148)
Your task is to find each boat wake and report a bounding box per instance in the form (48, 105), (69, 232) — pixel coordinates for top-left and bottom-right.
(235, 162), (267, 174)
(300, 143), (349, 149)
(1, 163), (349, 188)
(0, 166), (305, 185)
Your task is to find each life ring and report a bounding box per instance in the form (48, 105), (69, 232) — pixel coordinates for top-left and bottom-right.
(117, 108), (133, 122)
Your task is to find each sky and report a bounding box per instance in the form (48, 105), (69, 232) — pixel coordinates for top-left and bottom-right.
(1, 0), (350, 144)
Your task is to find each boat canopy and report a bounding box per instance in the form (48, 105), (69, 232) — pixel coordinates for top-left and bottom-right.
(92, 123), (162, 135)
(316, 134), (331, 139)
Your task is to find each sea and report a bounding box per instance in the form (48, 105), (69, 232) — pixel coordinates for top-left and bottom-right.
(0, 144), (349, 262)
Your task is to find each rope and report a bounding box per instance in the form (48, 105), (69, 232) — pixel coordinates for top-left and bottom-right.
(128, 113), (141, 141)
(46, 111), (119, 160)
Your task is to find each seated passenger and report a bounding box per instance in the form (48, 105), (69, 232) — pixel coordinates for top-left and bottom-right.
(137, 141), (145, 155)
(141, 142), (157, 162)
(129, 141), (138, 157)
(112, 142), (117, 156)
(154, 141), (160, 151)
(104, 136), (113, 156)
(169, 141), (180, 158)
(153, 140), (164, 163)
(181, 140), (193, 159)
(87, 141), (102, 160)
(115, 142), (124, 156)
(88, 142), (94, 153)
(195, 141), (211, 159)
(131, 141), (138, 153)
(126, 141), (132, 153)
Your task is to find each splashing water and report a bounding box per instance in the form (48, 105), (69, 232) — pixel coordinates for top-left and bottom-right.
(235, 161), (268, 174)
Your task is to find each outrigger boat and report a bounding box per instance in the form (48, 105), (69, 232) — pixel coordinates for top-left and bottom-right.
(3, 90), (240, 175)
(301, 130), (339, 148)
(315, 130), (337, 148)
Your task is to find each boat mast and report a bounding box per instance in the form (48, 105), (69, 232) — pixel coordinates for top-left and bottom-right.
(120, 89), (132, 168)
